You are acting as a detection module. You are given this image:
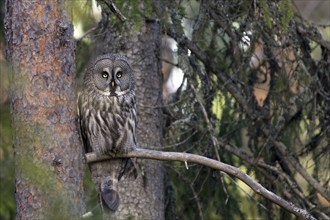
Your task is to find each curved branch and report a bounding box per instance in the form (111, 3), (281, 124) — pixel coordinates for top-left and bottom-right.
(176, 33), (330, 204)
(165, 17), (330, 203)
(86, 148), (316, 220)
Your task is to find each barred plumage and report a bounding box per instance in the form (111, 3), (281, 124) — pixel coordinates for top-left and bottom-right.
(78, 54), (137, 211)
(79, 91), (136, 155)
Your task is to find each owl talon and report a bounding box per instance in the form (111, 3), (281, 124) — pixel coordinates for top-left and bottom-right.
(106, 150), (117, 158)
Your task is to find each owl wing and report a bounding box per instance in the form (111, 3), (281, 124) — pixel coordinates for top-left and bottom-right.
(77, 92), (92, 153)
(78, 92), (112, 155)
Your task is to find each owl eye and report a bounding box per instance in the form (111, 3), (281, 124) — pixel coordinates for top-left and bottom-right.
(101, 71), (109, 78)
(116, 71), (123, 78)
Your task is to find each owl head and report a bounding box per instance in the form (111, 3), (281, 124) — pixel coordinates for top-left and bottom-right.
(84, 54), (135, 96)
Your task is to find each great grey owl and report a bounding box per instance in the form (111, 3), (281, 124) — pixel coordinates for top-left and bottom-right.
(78, 54), (137, 211)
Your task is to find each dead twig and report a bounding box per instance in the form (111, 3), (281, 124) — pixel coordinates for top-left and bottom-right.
(103, 0), (127, 22)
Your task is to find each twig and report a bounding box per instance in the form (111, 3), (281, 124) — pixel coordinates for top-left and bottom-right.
(296, 24), (330, 51)
(177, 50), (230, 201)
(188, 78), (229, 202)
(86, 148), (316, 220)
(168, 31), (330, 204)
(170, 167), (204, 220)
(76, 27), (97, 43)
(103, 0), (127, 22)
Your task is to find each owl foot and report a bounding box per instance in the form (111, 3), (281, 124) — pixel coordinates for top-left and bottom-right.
(106, 150), (117, 158)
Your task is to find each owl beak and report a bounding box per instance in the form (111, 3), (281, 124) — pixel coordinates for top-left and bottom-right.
(110, 80), (120, 88)
(110, 80), (121, 96)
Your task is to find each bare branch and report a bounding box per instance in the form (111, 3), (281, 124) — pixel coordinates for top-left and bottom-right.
(170, 167), (204, 220)
(103, 0), (127, 22)
(86, 148), (316, 220)
(296, 24), (330, 51)
(76, 26), (97, 43)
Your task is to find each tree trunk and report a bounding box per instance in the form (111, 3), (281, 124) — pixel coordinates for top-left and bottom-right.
(92, 2), (165, 219)
(4, 0), (85, 219)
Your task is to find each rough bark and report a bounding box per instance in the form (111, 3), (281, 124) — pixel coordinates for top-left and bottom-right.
(4, 0), (85, 219)
(92, 2), (165, 219)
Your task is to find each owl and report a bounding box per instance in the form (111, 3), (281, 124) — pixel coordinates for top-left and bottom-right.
(78, 54), (137, 211)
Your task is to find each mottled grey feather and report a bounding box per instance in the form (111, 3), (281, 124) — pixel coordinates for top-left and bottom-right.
(78, 54), (137, 212)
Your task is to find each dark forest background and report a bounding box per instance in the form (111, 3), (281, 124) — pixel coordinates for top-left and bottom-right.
(1, 0), (329, 219)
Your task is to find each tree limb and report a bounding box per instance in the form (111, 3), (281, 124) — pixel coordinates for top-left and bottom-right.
(296, 24), (330, 51)
(174, 33), (330, 204)
(86, 148), (316, 220)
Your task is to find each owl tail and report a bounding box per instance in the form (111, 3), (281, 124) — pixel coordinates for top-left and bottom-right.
(118, 158), (138, 181)
(100, 177), (120, 211)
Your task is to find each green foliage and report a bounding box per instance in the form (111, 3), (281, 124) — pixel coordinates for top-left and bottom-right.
(0, 104), (15, 220)
(2, 0), (328, 219)
(259, 0), (273, 29)
(66, 0), (95, 33)
(279, 0), (293, 31)
(82, 166), (103, 219)
(161, 0), (329, 219)
(76, 39), (93, 80)
(0, 9), (14, 213)
(97, 0), (154, 31)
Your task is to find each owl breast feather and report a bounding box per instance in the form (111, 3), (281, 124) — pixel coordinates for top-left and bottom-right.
(79, 91), (137, 156)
